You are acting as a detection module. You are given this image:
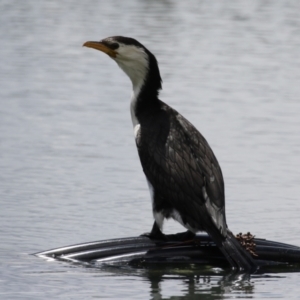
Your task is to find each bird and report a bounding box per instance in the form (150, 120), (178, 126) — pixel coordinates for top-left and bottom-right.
(83, 36), (258, 271)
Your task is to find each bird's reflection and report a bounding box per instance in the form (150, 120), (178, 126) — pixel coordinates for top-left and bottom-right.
(89, 247), (296, 299)
(145, 268), (254, 300)
(98, 263), (256, 299)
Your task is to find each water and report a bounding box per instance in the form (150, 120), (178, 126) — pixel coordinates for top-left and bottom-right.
(1, 0), (300, 298)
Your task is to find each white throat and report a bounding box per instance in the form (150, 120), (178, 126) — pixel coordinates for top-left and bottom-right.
(114, 46), (149, 127)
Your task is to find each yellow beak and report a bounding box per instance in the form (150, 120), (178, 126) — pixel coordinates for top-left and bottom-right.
(83, 41), (117, 58)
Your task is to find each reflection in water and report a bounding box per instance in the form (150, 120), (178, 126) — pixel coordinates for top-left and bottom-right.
(100, 265), (255, 299)
(94, 259), (296, 299)
(144, 266), (292, 299)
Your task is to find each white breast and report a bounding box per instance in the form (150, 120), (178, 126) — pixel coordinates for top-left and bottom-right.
(133, 124), (140, 138)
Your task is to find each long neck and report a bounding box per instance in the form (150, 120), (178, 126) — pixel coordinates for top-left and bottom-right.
(130, 50), (162, 126)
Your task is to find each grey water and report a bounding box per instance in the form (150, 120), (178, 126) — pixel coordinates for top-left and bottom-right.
(1, 0), (300, 298)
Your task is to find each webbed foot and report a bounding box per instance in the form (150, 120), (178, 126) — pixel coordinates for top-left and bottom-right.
(141, 222), (168, 241)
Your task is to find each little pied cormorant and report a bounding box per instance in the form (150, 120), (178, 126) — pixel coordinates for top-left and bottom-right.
(83, 36), (257, 271)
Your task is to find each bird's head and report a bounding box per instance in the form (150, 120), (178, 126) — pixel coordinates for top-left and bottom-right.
(83, 36), (162, 96)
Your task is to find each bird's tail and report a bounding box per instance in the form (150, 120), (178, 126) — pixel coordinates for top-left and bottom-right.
(218, 230), (258, 272)
(204, 220), (258, 271)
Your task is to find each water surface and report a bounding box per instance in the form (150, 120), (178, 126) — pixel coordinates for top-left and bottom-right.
(1, 0), (300, 299)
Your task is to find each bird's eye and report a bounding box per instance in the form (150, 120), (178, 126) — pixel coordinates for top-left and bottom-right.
(110, 43), (119, 50)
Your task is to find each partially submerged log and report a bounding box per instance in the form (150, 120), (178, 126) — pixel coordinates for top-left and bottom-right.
(35, 232), (300, 272)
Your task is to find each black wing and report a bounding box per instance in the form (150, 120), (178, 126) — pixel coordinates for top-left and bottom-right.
(136, 101), (227, 235)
